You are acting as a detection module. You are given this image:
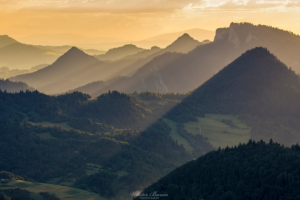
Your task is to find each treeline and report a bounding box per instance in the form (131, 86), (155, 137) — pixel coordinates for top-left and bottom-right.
(133, 91), (192, 101)
(141, 140), (300, 200)
(0, 90), (150, 130)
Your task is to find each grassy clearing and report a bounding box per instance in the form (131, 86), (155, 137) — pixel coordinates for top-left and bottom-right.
(86, 163), (102, 176)
(36, 132), (56, 140)
(117, 171), (129, 177)
(162, 118), (194, 153)
(6, 180), (107, 200)
(86, 163), (129, 177)
(183, 114), (251, 149)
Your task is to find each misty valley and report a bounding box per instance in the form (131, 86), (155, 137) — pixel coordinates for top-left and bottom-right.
(1, 22), (300, 200)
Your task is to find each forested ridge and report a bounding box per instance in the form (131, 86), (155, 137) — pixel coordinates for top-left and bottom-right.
(141, 140), (300, 200)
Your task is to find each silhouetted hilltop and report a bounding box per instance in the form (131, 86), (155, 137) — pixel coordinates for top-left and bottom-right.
(0, 79), (34, 93)
(166, 47), (300, 145)
(162, 33), (201, 53)
(170, 47), (300, 116)
(96, 44), (145, 61)
(0, 35), (18, 48)
(10, 47), (98, 88)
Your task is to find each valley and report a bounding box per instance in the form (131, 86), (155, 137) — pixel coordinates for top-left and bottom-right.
(1, 21), (300, 200)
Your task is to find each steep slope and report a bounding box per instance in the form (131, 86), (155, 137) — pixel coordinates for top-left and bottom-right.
(0, 43), (59, 69)
(95, 44), (145, 61)
(0, 79), (34, 93)
(140, 141), (300, 200)
(9, 47), (99, 88)
(0, 35), (18, 48)
(166, 47), (300, 145)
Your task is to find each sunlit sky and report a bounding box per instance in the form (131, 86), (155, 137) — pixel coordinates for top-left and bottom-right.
(1, 0), (300, 43)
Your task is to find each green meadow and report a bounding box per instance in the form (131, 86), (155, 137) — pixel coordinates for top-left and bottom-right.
(1, 180), (108, 200)
(184, 114), (251, 148)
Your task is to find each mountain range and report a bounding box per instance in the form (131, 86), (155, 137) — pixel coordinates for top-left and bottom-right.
(72, 22), (300, 97)
(134, 28), (214, 48)
(0, 35), (106, 70)
(11, 34), (203, 94)
(2, 41), (300, 200)
(9, 47), (99, 89)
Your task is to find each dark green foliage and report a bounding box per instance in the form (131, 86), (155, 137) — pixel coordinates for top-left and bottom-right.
(136, 91), (190, 101)
(141, 141), (300, 200)
(0, 90), (199, 198)
(0, 194), (11, 200)
(39, 192), (60, 200)
(74, 171), (117, 197)
(78, 91), (150, 129)
(0, 172), (23, 180)
(0, 188), (33, 200)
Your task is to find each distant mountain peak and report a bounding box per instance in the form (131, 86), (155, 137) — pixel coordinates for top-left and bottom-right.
(176, 33), (194, 41)
(58, 46), (93, 60)
(68, 46), (83, 53)
(163, 33), (200, 53)
(0, 35), (19, 48)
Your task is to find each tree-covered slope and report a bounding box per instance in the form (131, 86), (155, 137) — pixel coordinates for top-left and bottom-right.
(140, 140), (300, 200)
(0, 90), (213, 199)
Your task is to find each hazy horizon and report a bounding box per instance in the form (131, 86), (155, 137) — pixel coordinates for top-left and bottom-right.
(1, 0), (299, 49)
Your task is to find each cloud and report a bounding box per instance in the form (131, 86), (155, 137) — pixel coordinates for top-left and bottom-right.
(1, 0), (204, 13)
(182, 0), (299, 12)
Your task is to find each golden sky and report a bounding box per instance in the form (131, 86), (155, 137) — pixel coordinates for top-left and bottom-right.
(1, 0), (300, 45)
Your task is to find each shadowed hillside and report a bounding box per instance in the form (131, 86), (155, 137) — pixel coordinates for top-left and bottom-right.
(165, 47), (300, 146)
